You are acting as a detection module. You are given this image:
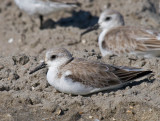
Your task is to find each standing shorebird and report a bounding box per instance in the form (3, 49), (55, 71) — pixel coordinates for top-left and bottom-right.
(81, 9), (160, 57)
(29, 48), (152, 95)
(14, 0), (80, 29)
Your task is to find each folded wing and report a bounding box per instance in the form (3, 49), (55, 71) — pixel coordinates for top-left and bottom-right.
(61, 58), (152, 88)
(104, 26), (160, 55)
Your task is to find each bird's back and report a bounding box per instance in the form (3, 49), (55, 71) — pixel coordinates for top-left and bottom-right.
(59, 58), (152, 89)
(101, 26), (160, 57)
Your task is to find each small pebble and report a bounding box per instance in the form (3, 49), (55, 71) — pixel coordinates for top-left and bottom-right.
(8, 38), (14, 43)
(82, 39), (86, 44)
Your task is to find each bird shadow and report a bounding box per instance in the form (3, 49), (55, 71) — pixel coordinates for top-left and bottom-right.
(104, 78), (155, 95)
(42, 10), (99, 29)
(42, 19), (56, 29)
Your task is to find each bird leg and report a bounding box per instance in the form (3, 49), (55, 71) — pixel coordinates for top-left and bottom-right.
(39, 15), (43, 29)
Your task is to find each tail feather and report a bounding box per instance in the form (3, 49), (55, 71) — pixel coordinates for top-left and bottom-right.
(114, 67), (152, 82)
(66, 2), (81, 7)
(126, 70), (152, 81)
(144, 39), (160, 49)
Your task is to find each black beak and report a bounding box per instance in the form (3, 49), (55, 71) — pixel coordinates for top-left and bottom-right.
(29, 61), (47, 74)
(80, 23), (99, 37)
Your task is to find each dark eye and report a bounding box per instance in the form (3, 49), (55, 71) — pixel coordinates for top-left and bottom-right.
(50, 55), (56, 60)
(105, 17), (111, 21)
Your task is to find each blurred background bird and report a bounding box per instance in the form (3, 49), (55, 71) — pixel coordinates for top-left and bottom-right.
(81, 9), (160, 58)
(14, 0), (80, 29)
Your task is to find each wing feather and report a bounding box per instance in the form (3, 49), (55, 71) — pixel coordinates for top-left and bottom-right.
(104, 26), (160, 54)
(60, 58), (151, 88)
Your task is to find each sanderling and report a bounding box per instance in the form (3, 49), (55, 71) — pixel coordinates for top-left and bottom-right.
(29, 48), (152, 95)
(81, 9), (160, 57)
(14, 0), (80, 29)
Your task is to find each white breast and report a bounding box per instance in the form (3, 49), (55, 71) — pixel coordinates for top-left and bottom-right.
(47, 67), (95, 95)
(98, 29), (112, 56)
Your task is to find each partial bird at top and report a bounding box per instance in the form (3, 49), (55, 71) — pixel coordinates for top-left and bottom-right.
(81, 9), (160, 58)
(14, 0), (80, 29)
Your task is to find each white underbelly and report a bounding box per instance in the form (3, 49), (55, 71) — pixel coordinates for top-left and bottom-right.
(47, 67), (95, 95)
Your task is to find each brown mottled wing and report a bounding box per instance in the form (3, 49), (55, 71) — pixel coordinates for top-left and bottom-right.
(104, 26), (160, 54)
(60, 58), (150, 88)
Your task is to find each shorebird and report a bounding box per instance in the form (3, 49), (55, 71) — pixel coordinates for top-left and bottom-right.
(81, 9), (160, 57)
(29, 48), (152, 95)
(14, 0), (80, 29)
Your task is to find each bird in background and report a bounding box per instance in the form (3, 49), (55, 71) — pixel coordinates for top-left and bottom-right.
(14, 0), (80, 29)
(81, 9), (160, 58)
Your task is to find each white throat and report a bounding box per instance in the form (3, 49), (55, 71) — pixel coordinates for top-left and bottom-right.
(98, 29), (111, 56)
(46, 58), (68, 85)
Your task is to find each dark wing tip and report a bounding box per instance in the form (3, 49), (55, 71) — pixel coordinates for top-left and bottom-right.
(66, 2), (81, 7)
(123, 70), (152, 82)
(115, 67), (153, 82)
(75, 2), (81, 7)
(131, 70), (152, 80)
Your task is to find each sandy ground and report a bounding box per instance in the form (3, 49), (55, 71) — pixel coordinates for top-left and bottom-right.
(0, 0), (160, 121)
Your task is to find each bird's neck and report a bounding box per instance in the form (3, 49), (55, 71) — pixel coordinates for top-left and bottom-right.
(49, 57), (73, 70)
